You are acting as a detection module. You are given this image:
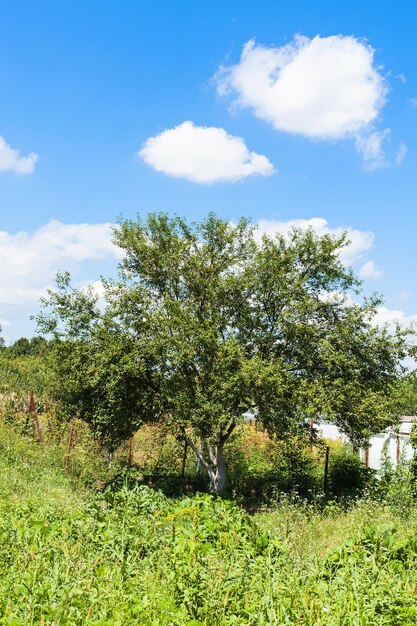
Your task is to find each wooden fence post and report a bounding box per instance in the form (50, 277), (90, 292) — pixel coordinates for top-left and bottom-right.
(181, 439), (188, 479)
(29, 391), (42, 443)
(127, 436), (133, 467)
(308, 419), (314, 453)
(64, 426), (74, 474)
(365, 442), (370, 467)
(323, 446), (330, 494)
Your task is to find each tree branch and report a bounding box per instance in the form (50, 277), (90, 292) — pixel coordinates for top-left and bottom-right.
(184, 435), (212, 472)
(202, 436), (216, 465)
(220, 420), (236, 445)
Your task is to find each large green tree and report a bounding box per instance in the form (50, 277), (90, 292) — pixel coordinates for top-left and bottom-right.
(37, 213), (411, 492)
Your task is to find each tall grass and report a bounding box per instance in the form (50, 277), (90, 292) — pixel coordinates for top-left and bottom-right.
(1, 425), (417, 624)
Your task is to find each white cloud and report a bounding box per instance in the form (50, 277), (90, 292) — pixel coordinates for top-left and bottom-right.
(255, 217), (374, 265)
(0, 221), (121, 306)
(371, 306), (417, 331)
(355, 129), (390, 170)
(408, 97), (417, 106)
(0, 136), (38, 174)
(359, 260), (383, 279)
(318, 294), (417, 337)
(395, 141), (407, 166)
(139, 121), (274, 183)
(82, 280), (107, 299)
(216, 35), (387, 141)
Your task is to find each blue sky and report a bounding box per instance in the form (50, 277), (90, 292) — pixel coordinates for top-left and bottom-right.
(1, 0), (417, 341)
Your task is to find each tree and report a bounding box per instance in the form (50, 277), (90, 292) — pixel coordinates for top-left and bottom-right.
(390, 373), (417, 417)
(8, 336), (49, 357)
(35, 273), (163, 452)
(37, 213), (412, 492)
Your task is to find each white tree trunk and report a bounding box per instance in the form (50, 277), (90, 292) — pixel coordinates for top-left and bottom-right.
(185, 435), (230, 494)
(207, 444), (226, 494)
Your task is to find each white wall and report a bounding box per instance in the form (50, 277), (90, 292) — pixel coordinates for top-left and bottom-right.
(360, 432), (413, 471)
(317, 419), (415, 471)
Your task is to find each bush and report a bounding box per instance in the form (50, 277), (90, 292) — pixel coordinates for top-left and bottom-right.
(328, 446), (374, 498)
(226, 426), (321, 502)
(378, 451), (416, 519)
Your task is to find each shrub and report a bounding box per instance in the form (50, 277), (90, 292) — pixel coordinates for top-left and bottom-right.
(226, 426), (321, 502)
(328, 446), (374, 498)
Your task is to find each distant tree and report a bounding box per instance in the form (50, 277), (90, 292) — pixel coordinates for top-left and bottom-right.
(0, 325), (5, 349)
(0, 346), (54, 406)
(9, 337), (31, 357)
(36, 213), (412, 492)
(9, 336), (49, 357)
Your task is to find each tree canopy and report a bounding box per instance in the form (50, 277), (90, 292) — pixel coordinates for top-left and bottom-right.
(36, 213), (412, 492)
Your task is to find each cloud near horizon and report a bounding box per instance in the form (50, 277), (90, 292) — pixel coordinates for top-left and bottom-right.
(0, 135), (38, 174)
(0, 220), (121, 307)
(216, 35), (391, 169)
(139, 121), (274, 183)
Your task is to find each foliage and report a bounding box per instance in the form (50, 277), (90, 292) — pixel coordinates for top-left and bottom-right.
(36, 212), (412, 492)
(378, 448), (416, 519)
(226, 425), (321, 500)
(0, 349), (54, 410)
(391, 372), (417, 417)
(327, 443), (375, 498)
(2, 428), (417, 624)
(36, 273), (164, 451)
(6, 335), (50, 357)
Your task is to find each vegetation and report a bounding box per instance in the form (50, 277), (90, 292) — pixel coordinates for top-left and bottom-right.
(1, 424), (417, 624)
(1, 211), (417, 623)
(35, 213), (411, 492)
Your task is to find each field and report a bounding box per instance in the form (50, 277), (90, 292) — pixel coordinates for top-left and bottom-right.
(1, 426), (417, 625)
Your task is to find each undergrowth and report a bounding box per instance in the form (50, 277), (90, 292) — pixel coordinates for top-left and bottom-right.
(1, 426), (417, 624)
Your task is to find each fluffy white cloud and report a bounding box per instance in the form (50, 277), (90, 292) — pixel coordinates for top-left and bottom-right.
(255, 217), (374, 265)
(359, 260), (383, 279)
(0, 136), (38, 174)
(215, 35), (393, 168)
(216, 35), (387, 140)
(0, 221), (121, 306)
(139, 121), (274, 183)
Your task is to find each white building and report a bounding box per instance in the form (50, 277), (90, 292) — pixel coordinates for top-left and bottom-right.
(317, 417), (416, 471)
(358, 416), (415, 471)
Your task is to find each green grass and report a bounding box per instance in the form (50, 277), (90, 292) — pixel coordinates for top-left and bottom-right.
(1, 427), (417, 625)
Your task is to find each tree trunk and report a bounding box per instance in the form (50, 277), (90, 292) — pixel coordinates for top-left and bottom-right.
(207, 443), (226, 494)
(185, 434), (231, 495)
